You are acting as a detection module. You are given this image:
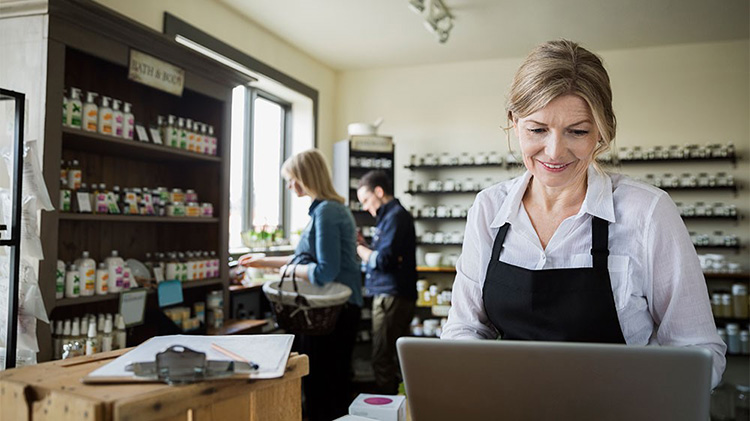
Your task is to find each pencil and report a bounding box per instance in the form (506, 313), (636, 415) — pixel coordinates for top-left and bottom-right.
(211, 343), (259, 370)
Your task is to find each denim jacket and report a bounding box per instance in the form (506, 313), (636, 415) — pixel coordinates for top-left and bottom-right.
(295, 199), (363, 307)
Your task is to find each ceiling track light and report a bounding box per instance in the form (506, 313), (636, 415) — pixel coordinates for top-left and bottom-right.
(408, 0), (454, 44)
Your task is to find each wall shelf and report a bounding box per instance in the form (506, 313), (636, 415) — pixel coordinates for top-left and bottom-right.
(405, 163), (505, 170)
(661, 185), (738, 193)
(617, 155), (737, 165)
(406, 189), (481, 195)
(55, 278), (224, 307)
(417, 242), (462, 246)
(62, 127), (222, 163)
(59, 213), (220, 223)
(414, 216), (466, 221)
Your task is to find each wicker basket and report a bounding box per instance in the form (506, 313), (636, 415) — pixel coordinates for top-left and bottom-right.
(262, 255), (352, 336)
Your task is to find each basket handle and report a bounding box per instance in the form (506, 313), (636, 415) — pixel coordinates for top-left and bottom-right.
(277, 253), (313, 300)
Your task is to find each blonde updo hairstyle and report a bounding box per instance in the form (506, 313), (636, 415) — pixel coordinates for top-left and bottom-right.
(506, 39), (616, 169)
(281, 149), (346, 204)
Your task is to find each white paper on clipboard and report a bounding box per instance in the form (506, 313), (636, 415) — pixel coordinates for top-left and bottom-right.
(83, 334), (294, 383)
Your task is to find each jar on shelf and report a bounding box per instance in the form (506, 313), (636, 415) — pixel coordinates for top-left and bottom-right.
(185, 189), (198, 203)
(732, 284), (748, 319)
(721, 293), (733, 317)
(726, 323), (741, 354)
(200, 202), (213, 217)
(186, 202), (200, 217)
(458, 152), (473, 165)
(697, 173), (710, 187)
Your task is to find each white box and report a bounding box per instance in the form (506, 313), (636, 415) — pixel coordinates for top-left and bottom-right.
(348, 394), (406, 421)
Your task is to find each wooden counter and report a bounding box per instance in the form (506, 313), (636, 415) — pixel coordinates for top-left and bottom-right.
(0, 348), (308, 421)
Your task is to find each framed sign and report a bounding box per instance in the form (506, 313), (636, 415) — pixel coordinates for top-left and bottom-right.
(119, 288), (148, 327)
(128, 49), (185, 96)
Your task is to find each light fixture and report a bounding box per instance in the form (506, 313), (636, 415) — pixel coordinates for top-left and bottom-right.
(408, 0), (454, 44)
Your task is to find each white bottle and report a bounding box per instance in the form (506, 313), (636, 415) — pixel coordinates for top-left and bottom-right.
(79, 251), (96, 297)
(114, 314), (127, 350)
(194, 122), (204, 154)
(123, 102), (135, 140)
(97, 313), (105, 343)
(95, 262), (109, 295)
(111, 99), (124, 137)
(105, 250), (125, 293)
(177, 117), (188, 149)
(185, 118), (196, 152)
(66, 87), (83, 129)
(166, 252), (179, 281)
(186, 251), (196, 281)
(207, 125), (217, 155)
(53, 320), (64, 359)
(210, 251), (220, 278)
(98, 96), (113, 136)
(177, 252), (188, 281)
(85, 321), (99, 355)
(69, 322), (81, 357)
(101, 318), (113, 352)
(82, 91), (99, 132)
(62, 319), (72, 351)
(56, 260), (66, 299)
(65, 263), (80, 298)
(165, 115), (178, 147)
(122, 263), (133, 290)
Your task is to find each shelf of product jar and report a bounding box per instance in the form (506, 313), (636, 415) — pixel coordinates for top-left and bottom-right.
(661, 185), (738, 193)
(404, 163), (506, 171)
(414, 216), (466, 221)
(417, 242), (463, 247)
(62, 127), (222, 163)
(55, 278), (225, 308)
(406, 189), (482, 195)
(695, 244), (743, 251)
(58, 213), (220, 223)
(617, 155), (737, 165)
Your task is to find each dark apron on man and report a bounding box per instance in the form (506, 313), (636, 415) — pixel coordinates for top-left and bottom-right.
(482, 216), (626, 343)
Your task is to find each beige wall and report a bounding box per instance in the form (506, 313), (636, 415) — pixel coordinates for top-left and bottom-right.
(92, 0), (340, 158)
(336, 39), (750, 269)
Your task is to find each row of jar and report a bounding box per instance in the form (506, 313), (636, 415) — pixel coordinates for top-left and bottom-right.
(691, 232), (740, 248)
(410, 152), (506, 167)
(51, 313), (127, 360)
(408, 177), (502, 192)
(676, 202), (739, 218)
(349, 156), (393, 169)
(410, 317), (448, 338)
(417, 280), (452, 306)
(638, 172), (736, 189)
(410, 204), (469, 219)
(618, 143), (735, 161)
(711, 285), (749, 319)
(717, 324), (749, 355)
(62, 88), (135, 139)
(699, 254), (744, 273)
(419, 231), (464, 245)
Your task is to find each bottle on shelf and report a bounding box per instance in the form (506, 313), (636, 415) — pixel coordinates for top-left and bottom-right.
(61, 319), (72, 355)
(85, 320), (99, 356)
(66, 87), (83, 129)
(97, 313), (105, 344)
(59, 178), (72, 212)
(105, 250), (124, 293)
(207, 125), (217, 155)
(82, 91), (99, 132)
(185, 251), (196, 281)
(123, 102), (135, 140)
(62, 88), (67, 125)
(95, 262), (109, 295)
(166, 252), (179, 281)
(122, 263), (133, 289)
(195, 121), (205, 154)
(165, 115), (178, 148)
(107, 185), (121, 214)
(53, 320), (63, 360)
(101, 318), (113, 352)
(177, 252), (188, 281)
(78, 251), (96, 297)
(98, 95), (113, 136)
(113, 314), (126, 350)
(112, 99), (124, 137)
(94, 183), (109, 214)
(177, 117), (188, 149)
(55, 260), (65, 299)
(185, 118), (196, 152)
(65, 263), (80, 298)
(67, 159), (82, 190)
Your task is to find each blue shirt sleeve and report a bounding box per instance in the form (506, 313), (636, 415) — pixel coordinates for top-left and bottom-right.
(306, 203), (342, 285)
(373, 213), (402, 271)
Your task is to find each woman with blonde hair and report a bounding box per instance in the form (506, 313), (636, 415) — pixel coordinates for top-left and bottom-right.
(441, 39), (725, 387)
(240, 148), (362, 420)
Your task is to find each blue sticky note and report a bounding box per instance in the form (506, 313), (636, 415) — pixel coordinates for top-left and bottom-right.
(158, 280), (183, 307)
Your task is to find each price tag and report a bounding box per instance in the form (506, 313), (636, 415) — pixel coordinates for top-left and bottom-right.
(135, 124), (149, 142)
(149, 127), (163, 145)
(76, 192), (92, 213)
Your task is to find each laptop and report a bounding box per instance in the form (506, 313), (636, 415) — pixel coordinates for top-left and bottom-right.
(397, 337), (713, 421)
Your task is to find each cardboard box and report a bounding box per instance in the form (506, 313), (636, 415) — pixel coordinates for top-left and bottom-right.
(349, 393), (406, 421)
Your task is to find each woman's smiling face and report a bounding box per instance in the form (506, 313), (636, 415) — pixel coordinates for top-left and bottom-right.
(515, 94), (600, 191)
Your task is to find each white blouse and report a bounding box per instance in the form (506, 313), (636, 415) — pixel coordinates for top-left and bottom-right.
(441, 165), (726, 387)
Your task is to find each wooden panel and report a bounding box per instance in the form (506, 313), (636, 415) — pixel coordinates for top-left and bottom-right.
(249, 378), (302, 421)
(0, 380), (30, 421)
(32, 390), (103, 421)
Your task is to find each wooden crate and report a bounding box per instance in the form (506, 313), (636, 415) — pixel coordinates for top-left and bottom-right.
(0, 349), (308, 421)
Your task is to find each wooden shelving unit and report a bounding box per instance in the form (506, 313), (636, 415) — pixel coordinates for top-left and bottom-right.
(1, 0), (251, 361)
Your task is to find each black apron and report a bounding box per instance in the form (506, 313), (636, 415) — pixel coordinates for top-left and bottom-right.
(482, 217), (626, 343)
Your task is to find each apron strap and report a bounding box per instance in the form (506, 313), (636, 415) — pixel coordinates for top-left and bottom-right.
(489, 223), (511, 264)
(590, 217), (609, 271)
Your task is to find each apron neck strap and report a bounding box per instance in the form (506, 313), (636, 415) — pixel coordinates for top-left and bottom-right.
(590, 217), (609, 270)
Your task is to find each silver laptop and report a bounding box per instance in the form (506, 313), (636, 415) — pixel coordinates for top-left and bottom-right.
(397, 337), (712, 421)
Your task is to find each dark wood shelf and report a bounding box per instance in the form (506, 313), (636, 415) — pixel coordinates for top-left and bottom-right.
(55, 278), (224, 308)
(714, 317), (750, 324)
(662, 185), (738, 193)
(417, 266), (456, 273)
(59, 213), (219, 223)
(704, 272), (750, 280)
(407, 190), (481, 195)
(682, 215), (740, 221)
(62, 126), (221, 163)
(617, 155), (737, 164)
(694, 244), (742, 250)
(405, 163), (505, 170)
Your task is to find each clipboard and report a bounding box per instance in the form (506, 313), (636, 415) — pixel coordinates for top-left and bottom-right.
(83, 334), (294, 384)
